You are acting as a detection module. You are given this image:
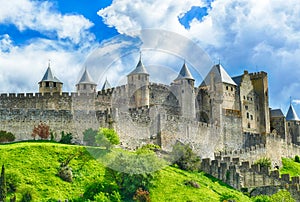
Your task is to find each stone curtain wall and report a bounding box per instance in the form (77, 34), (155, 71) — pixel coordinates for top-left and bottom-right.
(201, 157), (300, 198)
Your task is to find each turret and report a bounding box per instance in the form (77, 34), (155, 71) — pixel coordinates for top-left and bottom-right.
(39, 62), (63, 95)
(127, 55), (149, 108)
(171, 61), (196, 119)
(101, 78), (112, 91)
(286, 102), (300, 145)
(76, 67), (97, 94)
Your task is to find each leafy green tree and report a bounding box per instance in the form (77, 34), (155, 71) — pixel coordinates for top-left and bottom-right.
(96, 128), (120, 150)
(83, 128), (98, 146)
(0, 165), (6, 201)
(295, 155), (300, 163)
(171, 142), (201, 171)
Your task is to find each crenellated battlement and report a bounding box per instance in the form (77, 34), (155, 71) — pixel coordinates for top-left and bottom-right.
(249, 71), (267, 79)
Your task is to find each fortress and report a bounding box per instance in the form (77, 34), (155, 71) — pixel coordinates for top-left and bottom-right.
(1, 57), (300, 165)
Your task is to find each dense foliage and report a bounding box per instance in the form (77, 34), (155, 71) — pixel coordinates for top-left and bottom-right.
(0, 130), (15, 143)
(0, 165), (6, 201)
(171, 142), (201, 171)
(254, 157), (271, 168)
(59, 131), (73, 144)
(96, 128), (120, 150)
(32, 123), (50, 140)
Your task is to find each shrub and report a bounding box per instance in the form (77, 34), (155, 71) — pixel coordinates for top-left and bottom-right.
(59, 131), (73, 144)
(83, 128), (98, 146)
(295, 155), (300, 163)
(270, 190), (295, 202)
(171, 142), (201, 171)
(32, 123), (50, 140)
(83, 180), (119, 201)
(0, 131), (15, 143)
(96, 128), (120, 150)
(254, 157), (271, 168)
(133, 188), (150, 202)
(20, 187), (35, 202)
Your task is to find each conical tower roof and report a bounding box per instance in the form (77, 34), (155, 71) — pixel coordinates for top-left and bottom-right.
(200, 64), (236, 86)
(286, 103), (300, 121)
(39, 63), (62, 83)
(101, 78), (112, 90)
(174, 62), (194, 81)
(77, 67), (96, 85)
(128, 55), (148, 76)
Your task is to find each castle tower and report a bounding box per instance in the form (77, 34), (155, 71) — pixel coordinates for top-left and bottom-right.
(200, 64), (238, 125)
(76, 67), (97, 94)
(286, 102), (300, 144)
(249, 71), (270, 134)
(39, 62), (63, 95)
(171, 61), (196, 119)
(127, 55), (149, 108)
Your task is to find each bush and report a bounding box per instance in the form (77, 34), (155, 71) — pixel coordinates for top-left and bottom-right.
(20, 187), (35, 202)
(83, 128), (98, 146)
(295, 155), (300, 163)
(171, 142), (201, 171)
(133, 188), (150, 202)
(32, 123), (50, 140)
(252, 195), (271, 202)
(59, 131), (73, 144)
(270, 190), (295, 202)
(96, 128), (120, 150)
(0, 131), (15, 143)
(83, 180), (119, 201)
(254, 157), (271, 168)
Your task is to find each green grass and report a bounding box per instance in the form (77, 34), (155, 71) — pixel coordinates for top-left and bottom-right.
(0, 142), (252, 201)
(280, 157), (300, 177)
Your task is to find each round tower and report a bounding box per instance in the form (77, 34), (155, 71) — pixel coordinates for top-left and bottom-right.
(76, 67), (97, 94)
(127, 55), (149, 108)
(171, 61), (196, 119)
(39, 62), (63, 95)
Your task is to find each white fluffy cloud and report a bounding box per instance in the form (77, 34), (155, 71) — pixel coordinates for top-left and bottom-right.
(98, 0), (300, 111)
(0, 0), (94, 44)
(0, 0), (97, 93)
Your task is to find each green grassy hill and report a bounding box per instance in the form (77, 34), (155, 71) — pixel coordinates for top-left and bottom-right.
(0, 142), (253, 202)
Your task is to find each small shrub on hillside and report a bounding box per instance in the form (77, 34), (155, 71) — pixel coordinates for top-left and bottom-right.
(270, 190), (295, 202)
(20, 187), (35, 202)
(0, 165), (7, 202)
(0, 130), (15, 143)
(171, 142), (201, 171)
(133, 188), (150, 202)
(295, 155), (300, 163)
(83, 180), (119, 201)
(59, 131), (73, 144)
(254, 157), (271, 168)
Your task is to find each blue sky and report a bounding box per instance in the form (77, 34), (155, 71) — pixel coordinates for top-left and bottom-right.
(1, 0), (300, 115)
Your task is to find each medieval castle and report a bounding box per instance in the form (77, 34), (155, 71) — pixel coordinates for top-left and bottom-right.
(1, 56), (300, 165)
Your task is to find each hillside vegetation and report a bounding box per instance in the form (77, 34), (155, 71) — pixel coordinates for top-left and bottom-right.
(0, 142), (252, 202)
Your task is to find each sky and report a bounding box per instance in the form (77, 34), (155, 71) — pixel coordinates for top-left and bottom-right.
(1, 0), (300, 115)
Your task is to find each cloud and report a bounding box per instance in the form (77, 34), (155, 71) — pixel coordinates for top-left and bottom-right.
(0, 0), (94, 44)
(98, 0), (300, 111)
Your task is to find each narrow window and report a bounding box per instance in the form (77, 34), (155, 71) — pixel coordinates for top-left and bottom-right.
(248, 123), (251, 128)
(226, 86), (228, 90)
(246, 112), (249, 119)
(250, 115), (253, 120)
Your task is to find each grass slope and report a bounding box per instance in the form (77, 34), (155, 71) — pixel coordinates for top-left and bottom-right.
(0, 142), (251, 201)
(281, 157), (300, 177)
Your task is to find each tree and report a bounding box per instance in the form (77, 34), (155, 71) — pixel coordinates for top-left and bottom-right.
(0, 165), (7, 202)
(83, 128), (98, 146)
(32, 123), (50, 140)
(171, 142), (201, 171)
(96, 128), (120, 150)
(0, 131), (15, 143)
